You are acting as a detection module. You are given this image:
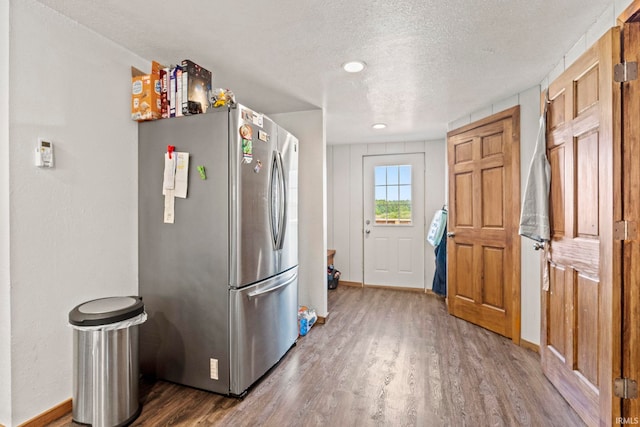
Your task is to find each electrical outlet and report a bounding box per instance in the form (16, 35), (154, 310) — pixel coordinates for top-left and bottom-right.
(210, 358), (218, 380)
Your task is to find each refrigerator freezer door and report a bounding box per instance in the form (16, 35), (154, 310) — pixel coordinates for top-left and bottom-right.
(229, 105), (280, 288)
(229, 266), (299, 396)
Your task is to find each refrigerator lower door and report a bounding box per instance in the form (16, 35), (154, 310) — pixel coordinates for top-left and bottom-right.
(229, 266), (298, 396)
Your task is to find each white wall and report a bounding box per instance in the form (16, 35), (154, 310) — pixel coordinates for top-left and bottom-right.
(1, 1), (11, 426)
(270, 110), (328, 317)
(326, 140), (446, 290)
(7, 1), (146, 424)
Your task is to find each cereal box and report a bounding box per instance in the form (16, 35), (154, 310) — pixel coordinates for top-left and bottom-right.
(131, 61), (164, 121)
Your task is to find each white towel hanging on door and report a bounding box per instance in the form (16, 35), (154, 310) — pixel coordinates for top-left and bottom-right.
(519, 115), (551, 243)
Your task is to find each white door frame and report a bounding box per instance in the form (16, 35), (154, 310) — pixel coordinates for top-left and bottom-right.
(362, 153), (425, 290)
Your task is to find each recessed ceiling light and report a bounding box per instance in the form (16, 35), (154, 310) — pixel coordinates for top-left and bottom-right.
(372, 123), (387, 130)
(342, 61), (366, 73)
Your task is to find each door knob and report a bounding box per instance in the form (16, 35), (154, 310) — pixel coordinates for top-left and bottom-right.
(534, 243), (544, 251)
(447, 232), (455, 238)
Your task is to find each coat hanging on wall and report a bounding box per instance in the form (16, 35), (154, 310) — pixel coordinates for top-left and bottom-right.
(432, 223), (447, 296)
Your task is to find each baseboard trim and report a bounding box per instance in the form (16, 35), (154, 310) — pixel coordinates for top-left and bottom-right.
(316, 313), (328, 324)
(337, 281), (431, 293)
(425, 289), (445, 298)
(18, 398), (71, 427)
(339, 280), (363, 288)
(520, 339), (540, 354)
(364, 283), (425, 293)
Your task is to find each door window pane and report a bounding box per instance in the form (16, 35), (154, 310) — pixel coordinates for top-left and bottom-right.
(387, 166), (399, 185)
(374, 165), (412, 225)
(399, 166), (411, 184)
(375, 167), (387, 186)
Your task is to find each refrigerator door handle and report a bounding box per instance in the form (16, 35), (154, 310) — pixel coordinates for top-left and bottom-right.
(269, 154), (280, 249)
(276, 151), (287, 250)
(247, 272), (298, 298)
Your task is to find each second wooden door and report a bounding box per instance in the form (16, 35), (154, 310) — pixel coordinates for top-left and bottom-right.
(541, 27), (621, 426)
(446, 106), (521, 342)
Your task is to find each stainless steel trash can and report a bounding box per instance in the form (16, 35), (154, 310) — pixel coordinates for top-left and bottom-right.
(69, 296), (146, 427)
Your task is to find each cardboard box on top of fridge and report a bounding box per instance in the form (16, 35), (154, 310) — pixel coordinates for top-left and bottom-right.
(131, 61), (164, 121)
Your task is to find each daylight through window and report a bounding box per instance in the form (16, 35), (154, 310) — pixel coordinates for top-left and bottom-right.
(374, 165), (412, 225)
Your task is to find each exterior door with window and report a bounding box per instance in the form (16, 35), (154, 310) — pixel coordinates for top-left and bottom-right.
(363, 154), (425, 289)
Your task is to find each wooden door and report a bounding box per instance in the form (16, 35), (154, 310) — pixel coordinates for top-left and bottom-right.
(541, 28), (621, 427)
(363, 154), (425, 289)
(446, 106), (521, 342)
(621, 17), (640, 422)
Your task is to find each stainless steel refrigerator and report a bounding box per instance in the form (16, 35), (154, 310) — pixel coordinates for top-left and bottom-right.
(138, 104), (298, 396)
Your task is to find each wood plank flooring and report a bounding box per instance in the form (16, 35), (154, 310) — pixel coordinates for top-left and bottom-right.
(49, 286), (584, 426)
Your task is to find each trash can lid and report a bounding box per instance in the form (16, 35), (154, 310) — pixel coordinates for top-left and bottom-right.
(69, 296), (144, 326)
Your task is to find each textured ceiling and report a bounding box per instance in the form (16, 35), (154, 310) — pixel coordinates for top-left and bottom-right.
(36, 0), (612, 144)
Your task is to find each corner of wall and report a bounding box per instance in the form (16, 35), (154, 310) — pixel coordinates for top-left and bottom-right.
(326, 145), (334, 250)
(518, 85), (542, 346)
(0, 1), (11, 426)
(270, 109), (328, 317)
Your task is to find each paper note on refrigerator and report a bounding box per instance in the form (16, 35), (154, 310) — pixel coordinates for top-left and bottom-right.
(174, 152), (189, 198)
(164, 189), (175, 224)
(163, 153), (176, 191)
(162, 152), (189, 198)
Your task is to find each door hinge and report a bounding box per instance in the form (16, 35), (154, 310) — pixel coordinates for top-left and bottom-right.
(614, 221), (638, 241)
(614, 62), (638, 82)
(614, 378), (638, 399)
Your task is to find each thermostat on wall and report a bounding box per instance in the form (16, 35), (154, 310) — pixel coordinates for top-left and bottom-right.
(35, 138), (54, 168)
